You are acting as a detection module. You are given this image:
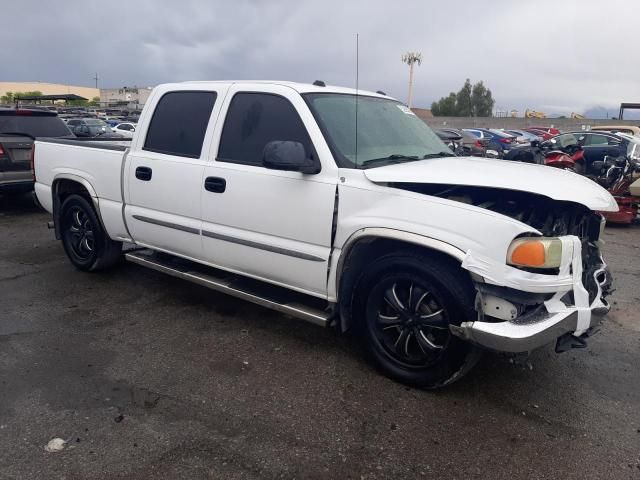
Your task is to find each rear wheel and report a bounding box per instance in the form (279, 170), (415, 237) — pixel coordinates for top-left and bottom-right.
(353, 253), (481, 389)
(60, 194), (122, 271)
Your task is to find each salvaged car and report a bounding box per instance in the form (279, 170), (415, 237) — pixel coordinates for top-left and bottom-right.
(33, 81), (617, 388)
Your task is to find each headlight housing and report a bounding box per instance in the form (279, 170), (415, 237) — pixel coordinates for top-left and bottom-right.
(507, 237), (563, 269)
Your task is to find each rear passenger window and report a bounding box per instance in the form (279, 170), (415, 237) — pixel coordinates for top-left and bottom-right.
(218, 93), (313, 166)
(144, 91), (216, 158)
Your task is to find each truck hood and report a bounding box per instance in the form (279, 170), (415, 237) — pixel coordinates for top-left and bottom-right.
(363, 157), (618, 212)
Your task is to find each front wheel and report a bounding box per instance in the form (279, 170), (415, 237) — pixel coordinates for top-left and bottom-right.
(60, 194), (122, 271)
(353, 253), (481, 389)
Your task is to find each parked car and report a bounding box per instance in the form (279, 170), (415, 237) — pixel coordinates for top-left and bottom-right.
(589, 125), (640, 137)
(524, 126), (562, 136)
(434, 129), (466, 155)
(111, 122), (137, 138)
(463, 128), (515, 157)
(505, 129), (542, 144)
(439, 128), (487, 156)
(66, 118), (124, 138)
(544, 131), (629, 175)
(34, 81), (616, 388)
(0, 107), (73, 194)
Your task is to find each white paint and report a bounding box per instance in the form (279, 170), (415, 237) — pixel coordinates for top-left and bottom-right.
(364, 156), (618, 212)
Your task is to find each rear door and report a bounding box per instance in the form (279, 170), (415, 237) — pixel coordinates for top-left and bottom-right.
(581, 133), (625, 172)
(200, 84), (338, 298)
(124, 86), (228, 260)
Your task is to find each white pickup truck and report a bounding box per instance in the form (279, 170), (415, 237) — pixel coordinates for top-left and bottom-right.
(33, 81), (617, 388)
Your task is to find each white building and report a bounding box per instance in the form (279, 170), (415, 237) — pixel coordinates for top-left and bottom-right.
(100, 86), (153, 109)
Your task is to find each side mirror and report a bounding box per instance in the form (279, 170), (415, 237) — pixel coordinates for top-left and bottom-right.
(262, 141), (319, 174)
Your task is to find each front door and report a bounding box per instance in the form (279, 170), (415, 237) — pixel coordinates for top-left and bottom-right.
(200, 85), (338, 298)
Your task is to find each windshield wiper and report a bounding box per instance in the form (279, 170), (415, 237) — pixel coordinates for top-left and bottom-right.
(422, 151), (455, 159)
(361, 154), (420, 168)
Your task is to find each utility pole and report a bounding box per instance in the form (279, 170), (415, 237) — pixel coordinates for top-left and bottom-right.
(401, 51), (422, 108)
(93, 72), (99, 89)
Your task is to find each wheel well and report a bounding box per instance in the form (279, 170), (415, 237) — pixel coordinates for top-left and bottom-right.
(52, 179), (95, 239)
(337, 237), (469, 332)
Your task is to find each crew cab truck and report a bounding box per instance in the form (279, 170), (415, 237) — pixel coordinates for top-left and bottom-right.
(33, 81), (617, 388)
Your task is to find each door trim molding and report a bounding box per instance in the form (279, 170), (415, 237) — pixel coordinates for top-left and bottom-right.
(132, 214), (325, 262)
(132, 214), (200, 235)
(202, 229), (325, 262)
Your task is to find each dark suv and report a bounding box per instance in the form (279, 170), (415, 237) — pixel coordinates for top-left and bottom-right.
(0, 108), (73, 194)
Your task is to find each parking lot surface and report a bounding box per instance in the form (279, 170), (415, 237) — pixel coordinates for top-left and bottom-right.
(1, 193), (639, 480)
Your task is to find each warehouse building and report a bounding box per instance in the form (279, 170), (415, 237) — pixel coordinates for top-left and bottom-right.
(0, 82), (99, 101)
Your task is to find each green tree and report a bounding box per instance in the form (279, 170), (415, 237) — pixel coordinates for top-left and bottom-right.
(455, 79), (473, 117)
(1, 91), (14, 103)
(470, 81), (494, 117)
(431, 92), (457, 116)
(431, 79), (495, 117)
(14, 91), (43, 99)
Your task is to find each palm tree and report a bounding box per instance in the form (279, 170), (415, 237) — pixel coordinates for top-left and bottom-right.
(401, 52), (422, 108)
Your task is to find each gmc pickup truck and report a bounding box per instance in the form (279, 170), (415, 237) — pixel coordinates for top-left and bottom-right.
(33, 81), (617, 388)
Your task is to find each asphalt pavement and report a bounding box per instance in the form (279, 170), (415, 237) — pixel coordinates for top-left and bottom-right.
(1, 193), (639, 480)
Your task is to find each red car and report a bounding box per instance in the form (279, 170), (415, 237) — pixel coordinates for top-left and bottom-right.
(524, 127), (561, 140)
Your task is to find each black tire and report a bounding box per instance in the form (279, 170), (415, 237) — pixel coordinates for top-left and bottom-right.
(60, 194), (122, 271)
(353, 252), (481, 389)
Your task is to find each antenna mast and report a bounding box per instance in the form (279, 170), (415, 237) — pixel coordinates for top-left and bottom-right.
(355, 33), (359, 166)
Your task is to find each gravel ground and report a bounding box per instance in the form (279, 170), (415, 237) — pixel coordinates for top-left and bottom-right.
(1, 193), (639, 480)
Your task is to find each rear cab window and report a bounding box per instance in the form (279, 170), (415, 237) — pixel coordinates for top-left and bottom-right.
(0, 114), (72, 137)
(144, 91), (217, 158)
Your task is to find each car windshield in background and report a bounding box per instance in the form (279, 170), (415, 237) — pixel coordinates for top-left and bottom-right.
(0, 115), (72, 137)
(304, 93), (453, 169)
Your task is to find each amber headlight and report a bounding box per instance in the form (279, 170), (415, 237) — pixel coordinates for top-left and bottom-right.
(507, 237), (563, 269)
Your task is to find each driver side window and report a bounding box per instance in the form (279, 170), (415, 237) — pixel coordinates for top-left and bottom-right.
(217, 93), (314, 167)
(584, 134), (609, 146)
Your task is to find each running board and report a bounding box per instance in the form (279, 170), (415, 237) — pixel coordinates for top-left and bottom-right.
(125, 249), (334, 327)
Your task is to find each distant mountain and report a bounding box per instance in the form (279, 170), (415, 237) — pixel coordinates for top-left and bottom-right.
(583, 105), (640, 120)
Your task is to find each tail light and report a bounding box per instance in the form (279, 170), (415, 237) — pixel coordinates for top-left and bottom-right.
(30, 144), (36, 181)
(0, 143), (4, 156)
(474, 140), (483, 148)
(500, 138), (512, 144)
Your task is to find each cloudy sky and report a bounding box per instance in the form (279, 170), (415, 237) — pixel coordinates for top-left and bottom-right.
(2, 0), (638, 117)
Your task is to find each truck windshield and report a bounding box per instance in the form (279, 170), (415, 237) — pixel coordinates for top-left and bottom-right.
(304, 93), (453, 169)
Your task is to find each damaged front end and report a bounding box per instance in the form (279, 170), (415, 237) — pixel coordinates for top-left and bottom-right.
(394, 183), (613, 354)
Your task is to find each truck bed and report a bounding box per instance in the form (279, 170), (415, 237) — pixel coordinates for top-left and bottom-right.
(34, 137), (131, 241)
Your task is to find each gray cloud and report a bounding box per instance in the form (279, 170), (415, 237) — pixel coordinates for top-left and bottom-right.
(1, 0), (638, 116)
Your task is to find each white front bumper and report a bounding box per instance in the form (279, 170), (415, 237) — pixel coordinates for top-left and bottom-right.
(455, 236), (610, 353)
